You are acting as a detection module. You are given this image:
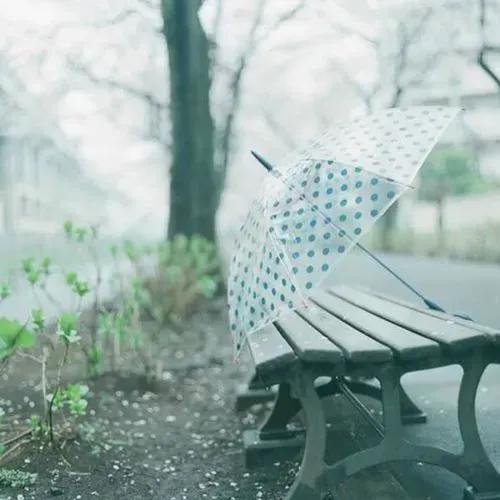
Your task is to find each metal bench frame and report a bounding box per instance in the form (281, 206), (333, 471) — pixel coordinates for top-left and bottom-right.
(238, 288), (500, 500)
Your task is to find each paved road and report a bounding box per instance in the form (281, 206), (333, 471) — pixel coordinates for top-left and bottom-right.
(328, 251), (500, 499)
(328, 250), (500, 326)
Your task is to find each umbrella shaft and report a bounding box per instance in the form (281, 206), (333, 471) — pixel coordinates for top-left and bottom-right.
(251, 150), (457, 318)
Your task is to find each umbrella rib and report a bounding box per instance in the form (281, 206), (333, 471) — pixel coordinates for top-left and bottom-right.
(298, 157), (416, 190)
(252, 151), (450, 315)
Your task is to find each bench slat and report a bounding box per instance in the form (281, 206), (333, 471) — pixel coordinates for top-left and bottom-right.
(299, 305), (392, 364)
(276, 312), (344, 364)
(248, 323), (297, 376)
(311, 290), (441, 361)
(332, 286), (487, 351)
(366, 287), (500, 345)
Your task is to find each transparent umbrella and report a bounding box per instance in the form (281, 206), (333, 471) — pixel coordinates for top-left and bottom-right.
(228, 106), (460, 357)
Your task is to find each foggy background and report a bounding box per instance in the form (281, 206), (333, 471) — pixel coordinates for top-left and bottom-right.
(0, 0), (499, 263)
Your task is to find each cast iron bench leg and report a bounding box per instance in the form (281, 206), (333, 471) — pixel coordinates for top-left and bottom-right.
(238, 374), (425, 424)
(235, 373), (276, 412)
(259, 380), (338, 437)
(244, 379), (337, 467)
(291, 354), (500, 500)
(458, 354), (500, 499)
(259, 382), (302, 439)
(243, 376), (426, 468)
(286, 370), (328, 500)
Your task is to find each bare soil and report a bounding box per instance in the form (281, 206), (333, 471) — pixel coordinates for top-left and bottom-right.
(0, 298), (409, 500)
(0, 299), (301, 500)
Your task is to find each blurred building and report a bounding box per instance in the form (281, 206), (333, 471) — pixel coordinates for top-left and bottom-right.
(382, 0), (500, 177)
(366, 0), (500, 233)
(0, 61), (110, 235)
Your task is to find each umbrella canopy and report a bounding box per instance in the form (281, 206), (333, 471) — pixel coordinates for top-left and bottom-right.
(228, 106), (459, 356)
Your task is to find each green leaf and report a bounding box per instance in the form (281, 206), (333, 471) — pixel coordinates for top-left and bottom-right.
(0, 318), (35, 358)
(58, 313), (79, 334)
(66, 384), (89, 400)
(0, 283), (11, 300)
(197, 276), (217, 298)
(22, 258), (35, 274)
(27, 270), (40, 285)
(49, 391), (66, 411)
(65, 272), (78, 285)
(123, 240), (138, 261)
(75, 227), (88, 242)
(31, 309), (45, 332)
(63, 220), (74, 239)
(41, 256), (51, 274)
(57, 313), (80, 344)
(65, 273), (90, 297)
(73, 280), (90, 297)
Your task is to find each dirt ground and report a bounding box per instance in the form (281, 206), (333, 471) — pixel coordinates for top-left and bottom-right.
(1, 298), (413, 500)
(0, 299), (305, 500)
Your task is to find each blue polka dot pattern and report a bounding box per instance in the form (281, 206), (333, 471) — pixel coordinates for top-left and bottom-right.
(228, 106), (459, 357)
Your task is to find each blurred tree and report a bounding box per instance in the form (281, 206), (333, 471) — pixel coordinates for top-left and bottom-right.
(322, 6), (435, 250)
(162, 0), (217, 240)
(419, 147), (491, 242)
(161, 0), (304, 242)
(61, 1), (304, 243)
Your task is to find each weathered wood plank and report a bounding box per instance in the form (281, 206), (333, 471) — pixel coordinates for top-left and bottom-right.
(248, 323), (297, 376)
(332, 286), (487, 352)
(365, 287), (500, 346)
(276, 312), (344, 365)
(299, 305), (392, 364)
(312, 290), (441, 361)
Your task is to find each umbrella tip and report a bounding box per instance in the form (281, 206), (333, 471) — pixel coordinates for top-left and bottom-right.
(251, 150), (273, 172)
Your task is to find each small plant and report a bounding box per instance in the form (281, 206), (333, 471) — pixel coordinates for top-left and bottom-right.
(63, 221), (105, 377)
(101, 234), (222, 381)
(146, 235), (221, 327)
(0, 468), (37, 489)
(50, 384), (89, 417)
(0, 319), (35, 361)
(1, 222), (223, 460)
(29, 415), (49, 440)
(0, 282), (11, 301)
(6, 245), (89, 444)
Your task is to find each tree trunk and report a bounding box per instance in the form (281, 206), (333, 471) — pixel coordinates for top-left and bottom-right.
(436, 195), (445, 250)
(161, 0), (217, 241)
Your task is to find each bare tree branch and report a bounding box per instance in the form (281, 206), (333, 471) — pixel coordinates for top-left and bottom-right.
(67, 59), (167, 111)
(215, 0), (305, 187)
(43, 1), (163, 43)
(389, 7), (433, 107)
(257, 1), (306, 45)
(478, 0), (500, 90)
(215, 0), (265, 178)
(45, 11), (142, 40)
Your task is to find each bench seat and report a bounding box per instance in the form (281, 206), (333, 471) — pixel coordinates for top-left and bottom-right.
(240, 285), (500, 500)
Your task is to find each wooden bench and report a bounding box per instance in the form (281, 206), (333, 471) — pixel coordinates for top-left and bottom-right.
(238, 285), (500, 500)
